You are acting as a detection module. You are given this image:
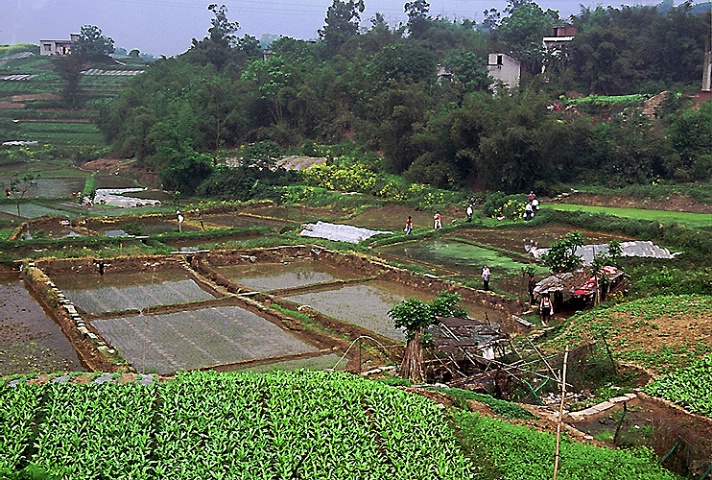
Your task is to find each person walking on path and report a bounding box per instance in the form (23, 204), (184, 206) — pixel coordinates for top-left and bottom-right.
(524, 202), (534, 221)
(404, 216), (413, 235)
(482, 265), (491, 291)
(528, 191), (536, 202)
(466, 204), (473, 222)
(433, 211), (442, 229)
(539, 293), (553, 327)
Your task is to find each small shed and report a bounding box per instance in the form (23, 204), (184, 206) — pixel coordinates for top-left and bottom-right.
(428, 317), (507, 364)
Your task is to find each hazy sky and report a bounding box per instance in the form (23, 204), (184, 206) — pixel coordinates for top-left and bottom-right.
(2, 0), (682, 57)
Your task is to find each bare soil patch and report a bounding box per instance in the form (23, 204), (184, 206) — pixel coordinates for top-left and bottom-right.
(80, 158), (161, 188)
(11, 93), (62, 102)
(0, 101), (24, 109)
(605, 310), (712, 372)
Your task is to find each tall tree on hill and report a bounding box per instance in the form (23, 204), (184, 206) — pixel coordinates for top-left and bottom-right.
(54, 25), (114, 108)
(186, 4), (240, 71)
(404, 0), (431, 38)
(73, 25), (115, 61)
(499, 2), (558, 73)
(319, 0), (365, 56)
(54, 54), (84, 109)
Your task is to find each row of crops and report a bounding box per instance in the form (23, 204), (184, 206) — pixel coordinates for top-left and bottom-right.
(646, 354), (712, 417)
(0, 370), (684, 480)
(1, 370), (480, 480)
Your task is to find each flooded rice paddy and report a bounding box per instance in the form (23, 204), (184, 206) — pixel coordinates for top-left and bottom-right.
(0, 273), (83, 375)
(93, 306), (319, 374)
(53, 270), (215, 314)
(218, 260), (360, 292)
(285, 281), (433, 341)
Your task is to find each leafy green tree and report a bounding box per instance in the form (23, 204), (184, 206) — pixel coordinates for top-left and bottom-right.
(158, 140), (214, 194)
(370, 80), (433, 173)
(665, 101), (712, 181)
(498, 3), (557, 73)
(73, 25), (114, 61)
(9, 173), (38, 218)
(540, 232), (585, 273)
(404, 0), (431, 38)
(185, 4), (240, 71)
(592, 111), (671, 185)
(389, 291), (466, 382)
(237, 34), (263, 61)
(445, 49), (491, 95)
(482, 8), (501, 32)
(318, 0), (365, 55)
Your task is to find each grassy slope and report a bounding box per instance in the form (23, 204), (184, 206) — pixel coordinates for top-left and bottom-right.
(544, 294), (712, 374)
(543, 203), (712, 229)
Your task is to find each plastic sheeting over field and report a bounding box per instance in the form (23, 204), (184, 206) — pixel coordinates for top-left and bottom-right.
(300, 221), (391, 243)
(530, 240), (676, 264)
(88, 188), (161, 208)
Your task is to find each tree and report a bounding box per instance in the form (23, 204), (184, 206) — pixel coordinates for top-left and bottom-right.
(73, 25), (114, 61)
(157, 140), (214, 195)
(318, 0), (365, 55)
(54, 54), (84, 108)
(388, 291), (466, 382)
(540, 232), (585, 273)
(404, 0), (431, 38)
(186, 4), (240, 71)
(9, 173), (38, 219)
(498, 2), (557, 73)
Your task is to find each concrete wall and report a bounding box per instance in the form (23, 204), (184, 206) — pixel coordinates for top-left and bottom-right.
(487, 53), (520, 90)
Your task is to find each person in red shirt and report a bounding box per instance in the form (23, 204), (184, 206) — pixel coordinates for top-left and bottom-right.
(433, 211), (442, 229)
(404, 216), (413, 234)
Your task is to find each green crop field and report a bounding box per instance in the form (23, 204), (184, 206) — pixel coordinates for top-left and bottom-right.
(0, 370), (681, 480)
(646, 354), (712, 417)
(542, 203), (712, 229)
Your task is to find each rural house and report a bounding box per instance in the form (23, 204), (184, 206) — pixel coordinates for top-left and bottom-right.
(39, 34), (79, 56)
(487, 53), (520, 90)
(542, 25), (577, 73)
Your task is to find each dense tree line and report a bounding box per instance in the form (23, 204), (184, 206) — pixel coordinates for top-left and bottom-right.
(97, 1), (712, 194)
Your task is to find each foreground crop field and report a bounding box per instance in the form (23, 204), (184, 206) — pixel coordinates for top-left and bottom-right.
(1, 370), (478, 480)
(0, 370), (682, 480)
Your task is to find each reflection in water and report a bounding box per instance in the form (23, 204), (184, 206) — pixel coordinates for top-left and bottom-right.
(219, 261), (358, 292)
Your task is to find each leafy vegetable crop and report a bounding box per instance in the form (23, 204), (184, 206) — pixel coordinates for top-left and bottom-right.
(454, 411), (682, 480)
(646, 354), (712, 417)
(0, 370), (685, 479)
(0, 370), (479, 480)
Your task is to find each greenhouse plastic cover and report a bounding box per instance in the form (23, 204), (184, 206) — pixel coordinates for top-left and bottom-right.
(88, 188), (161, 208)
(531, 240), (676, 265)
(300, 221), (391, 244)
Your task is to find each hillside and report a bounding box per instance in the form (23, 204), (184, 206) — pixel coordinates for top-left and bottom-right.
(0, 46), (144, 151)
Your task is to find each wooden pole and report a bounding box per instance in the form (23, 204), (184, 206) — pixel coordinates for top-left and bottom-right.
(553, 346), (569, 480)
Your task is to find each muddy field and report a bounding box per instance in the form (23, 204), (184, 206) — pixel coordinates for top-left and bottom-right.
(0, 273), (83, 375)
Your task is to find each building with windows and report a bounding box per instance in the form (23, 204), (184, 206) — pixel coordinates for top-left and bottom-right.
(487, 53), (520, 90)
(39, 34), (79, 56)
